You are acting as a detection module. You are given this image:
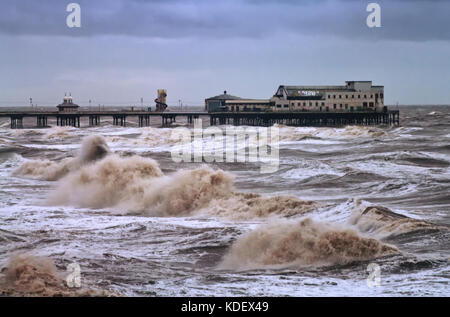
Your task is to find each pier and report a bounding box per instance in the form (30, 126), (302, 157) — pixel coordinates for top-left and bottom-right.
(0, 110), (208, 129)
(209, 110), (400, 127)
(0, 110), (399, 129)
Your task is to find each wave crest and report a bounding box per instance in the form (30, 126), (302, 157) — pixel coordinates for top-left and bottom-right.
(350, 206), (447, 239)
(220, 218), (397, 270)
(13, 135), (110, 181)
(0, 254), (116, 296)
(49, 156), (315, 219)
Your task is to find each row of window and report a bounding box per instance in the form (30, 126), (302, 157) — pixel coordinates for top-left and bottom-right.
(272, 105), (362, 112)
(290, 102), (325, 107)
(229, 106), (266, 111)
(332, 102), (374, 109)
(289, 101), (376, 108)
(277, 101), (376, 109)
(328, 93), (383, 99)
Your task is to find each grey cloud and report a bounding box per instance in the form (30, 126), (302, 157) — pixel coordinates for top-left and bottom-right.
(0, 0), (448, 41)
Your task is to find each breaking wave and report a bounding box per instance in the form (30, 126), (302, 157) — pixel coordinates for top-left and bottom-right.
(103, 125), (386, 151)
(48, 154), (315, 219)
(220, 218), (398, 270)
(13, 135), (110, 181)
(106, 127), (189, 148)
(0, 254), (64, 296)
(10, 134), (317, 219)
(275, 124), (386, 142)
(44, 126), (76, 139)
(0, 254), (116, 297)
(350, 206), (447, 239)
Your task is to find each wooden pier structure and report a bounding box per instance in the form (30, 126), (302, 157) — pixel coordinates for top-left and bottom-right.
(0, 110), (207, 129)
(0, 109), (399, 129)
(209, 110), (400, 127)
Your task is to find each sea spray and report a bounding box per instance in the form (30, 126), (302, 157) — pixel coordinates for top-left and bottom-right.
(76, 134), (110, 164)
(13, 135), (110, 181)
(220, 218), (397, 270)
(0, 254), (117, 296)
(48, 155), (315, 218)
(15, 134), (316, 218)
(0, 254), (66, 296)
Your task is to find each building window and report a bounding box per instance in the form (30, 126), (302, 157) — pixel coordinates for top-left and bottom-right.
(303, 102), (306, 106)
(309, 102), (312, 106)
(328, 95), (331, 99)
(370, 94), (373, 98)
(345, 104), (348, 109)
(381, 93), (384, 98)
(358, 95), (361, 98)
(333, 104), (336, 109)
(340, 104), (343, 108)
(369, 102), (374, 107)
(284, 105), (288, 108)
(315, 102), (318, 106)
(333, 95), (336, 99)
(339, 95), (342, 99)
(352, 95), (354, 98)
(321, 102), (325, 106)
(364, 95), (367, 98)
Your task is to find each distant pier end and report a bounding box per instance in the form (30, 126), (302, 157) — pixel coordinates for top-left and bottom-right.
(206, 81), (386, 113)
(204, 80), (399, 126)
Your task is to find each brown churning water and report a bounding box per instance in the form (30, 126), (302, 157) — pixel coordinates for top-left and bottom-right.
(0, 106), (449, 296)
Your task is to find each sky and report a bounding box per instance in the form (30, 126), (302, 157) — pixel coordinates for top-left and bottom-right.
(0, 0), (449, 107)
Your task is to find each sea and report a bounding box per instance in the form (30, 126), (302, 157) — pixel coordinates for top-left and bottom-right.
(0, 105), (448, 296)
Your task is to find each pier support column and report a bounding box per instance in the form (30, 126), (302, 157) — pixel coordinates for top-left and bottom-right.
(113, 115), (126, 126)
(138, 115), (150, 127)
(89, 115), (100, 126)
(10, 116), (23, 129)
(37, 115), (48, 127)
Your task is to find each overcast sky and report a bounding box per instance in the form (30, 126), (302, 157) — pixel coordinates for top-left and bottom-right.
(1, 0), (449, 107)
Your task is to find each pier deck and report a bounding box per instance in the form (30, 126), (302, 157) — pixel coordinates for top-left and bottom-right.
(0, 110), (208, 128)
(210, 110), (400, 127)
(0, 110), (399, 128)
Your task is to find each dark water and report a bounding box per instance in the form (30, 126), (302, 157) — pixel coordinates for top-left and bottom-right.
(0, 105), (448, 296)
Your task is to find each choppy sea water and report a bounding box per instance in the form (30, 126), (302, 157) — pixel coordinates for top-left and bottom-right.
(0, 105), (448, 296)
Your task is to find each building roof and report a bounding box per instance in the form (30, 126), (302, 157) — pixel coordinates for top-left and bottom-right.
(57, 94), (79, 109)
(205, 90), (242, 101)
(225, 99), (271, 104)
(57, 104), (79, 108)
(284, 85), (354, 92)
(278, 83), (383, 97)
